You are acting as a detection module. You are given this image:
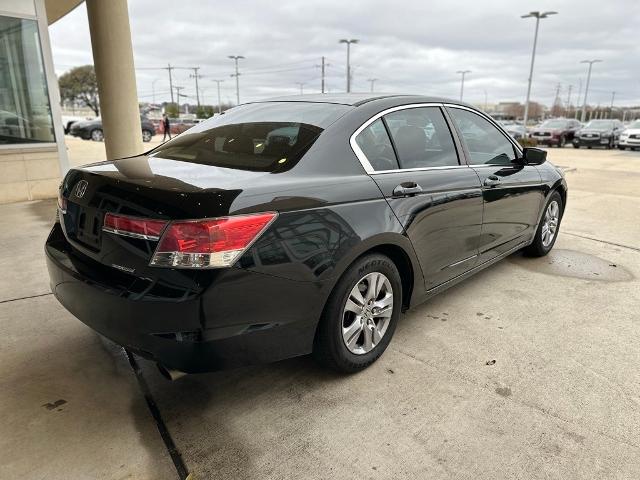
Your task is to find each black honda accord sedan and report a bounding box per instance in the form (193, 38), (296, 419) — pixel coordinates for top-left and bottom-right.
(46, 94), (567, 377)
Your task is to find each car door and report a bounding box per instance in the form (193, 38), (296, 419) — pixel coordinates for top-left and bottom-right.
(446, 106), (545, 263)
(352, 105), (483, 290)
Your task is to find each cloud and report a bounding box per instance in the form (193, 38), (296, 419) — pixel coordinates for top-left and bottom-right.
(49, 0), (640, 107)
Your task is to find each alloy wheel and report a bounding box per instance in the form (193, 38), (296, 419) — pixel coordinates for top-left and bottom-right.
(342, 272), (394, 355)
(142, 130), (152, 142)
(91, 129), (104, 142)
(541, 200), (560, 247)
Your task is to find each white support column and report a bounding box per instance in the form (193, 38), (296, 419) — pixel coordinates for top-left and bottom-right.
(86, 0), (142, 160)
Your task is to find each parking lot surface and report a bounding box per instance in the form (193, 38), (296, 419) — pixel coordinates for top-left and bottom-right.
(1, 143), (639, 479)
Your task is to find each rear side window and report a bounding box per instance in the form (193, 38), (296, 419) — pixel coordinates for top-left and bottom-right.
(384, 107), (459, 169)
(448, 108), (517, 165)
(354, 118), (399, 171)
(150, 102), (351, 172)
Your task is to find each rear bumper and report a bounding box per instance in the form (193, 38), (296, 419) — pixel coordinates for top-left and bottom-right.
(45, 223), (331, 373)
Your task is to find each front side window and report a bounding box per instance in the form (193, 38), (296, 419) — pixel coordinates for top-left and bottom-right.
(448, 108), (517, 165)
(354, 118), (398, 171)
(0, 15), (55, 144)
(384, 107), (459, 168)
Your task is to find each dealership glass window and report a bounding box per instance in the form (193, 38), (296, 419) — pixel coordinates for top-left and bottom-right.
(0, 15), (55, 144)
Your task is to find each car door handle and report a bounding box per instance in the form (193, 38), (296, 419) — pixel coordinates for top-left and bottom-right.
(484, 176), (501, 187)
(392, 182), (423, 197)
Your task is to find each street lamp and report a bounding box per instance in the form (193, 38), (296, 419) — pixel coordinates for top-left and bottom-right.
(211, 79), (224, 114)
(228, 55), (245, 105)
(367, 78), (378, 93)
(580, 59), (602, 122)
(339, 39), (359, 92)
(456, 70), (471, 101)
(521, 11), (557, 127)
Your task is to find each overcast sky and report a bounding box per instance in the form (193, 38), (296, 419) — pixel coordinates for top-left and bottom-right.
(49, 0), (640, 108)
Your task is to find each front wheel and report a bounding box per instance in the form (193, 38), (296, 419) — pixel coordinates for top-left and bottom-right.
(523, 191), (563, 257)
(573, 143), (580, 149)
(314, 254), (401, 373)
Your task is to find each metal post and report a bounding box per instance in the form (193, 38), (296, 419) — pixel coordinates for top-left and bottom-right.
(228, 55), (244, 105)
(367, 78), (378, 93)
(580, 60), (602, 122)
(166, 63), (174, 104)
(339, 39), (359, 93)
(321, 56), (326, 93)
(211, 80), (224, 114)
(521, 11), (557, 127)
(456, 70), (471, 101)
(190, 67), (201, 106)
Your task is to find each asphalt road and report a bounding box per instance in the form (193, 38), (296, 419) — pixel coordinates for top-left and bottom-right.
(1, 144), (639, 479)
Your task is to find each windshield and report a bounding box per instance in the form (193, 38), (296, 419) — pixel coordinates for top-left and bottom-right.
(150, 102), (352, 172)
(585, 120), (614, 130)
(541, 120), (568, 129)
(627, 120), (640, 129)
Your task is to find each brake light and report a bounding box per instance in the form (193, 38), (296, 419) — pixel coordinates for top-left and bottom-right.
(150, 212), (277, 269)
(103, 213), (168, 241)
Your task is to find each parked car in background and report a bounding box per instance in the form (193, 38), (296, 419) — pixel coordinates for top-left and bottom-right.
(500, 121), (527, 140)
(529, 118), (581, 147)
(47, 94), (566, 377)
(61, 115), (95, 134)
(572, 119), (625, 149)
(618, 120), (640, 150)
(69, 116), (155, 142)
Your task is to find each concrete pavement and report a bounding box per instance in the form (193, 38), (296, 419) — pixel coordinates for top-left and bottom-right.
(0, 144), (639, 479)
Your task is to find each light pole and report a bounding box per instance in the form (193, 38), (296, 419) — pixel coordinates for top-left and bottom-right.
(339, 39), (359, 92)
(295, 82), (305, 95)
(456, 70), (471, 101)
(580, 59), (602, 122)
(367, 78), (378, 93)
(189, 67), (202, 106)
(521, 11), (557, 127)
(211, 79), (224, 114)
(228, 55), (245, 105)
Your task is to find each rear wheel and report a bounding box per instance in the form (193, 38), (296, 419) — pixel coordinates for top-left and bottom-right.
(314, 254), (401, 373)
(90, 129), (104, 142)
(523, 191), (563, 257)
(142, 129), (153, 142)
(573, 143), (580, 149)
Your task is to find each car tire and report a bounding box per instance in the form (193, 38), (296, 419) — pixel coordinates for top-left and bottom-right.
(618, 145), (625, 150)
(142, 129), (153, 142)
(90, 129), (104, 142)
(573, 143), (580, 149)
(313, 254), (401, 373)
(523, 191), (563, 257)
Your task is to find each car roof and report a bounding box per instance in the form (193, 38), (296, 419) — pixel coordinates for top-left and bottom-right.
(251, 93), (471, 108)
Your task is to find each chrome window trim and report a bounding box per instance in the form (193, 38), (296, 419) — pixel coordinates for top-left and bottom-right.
(350, 102), (456, 175)
(443, 103), (525, 163)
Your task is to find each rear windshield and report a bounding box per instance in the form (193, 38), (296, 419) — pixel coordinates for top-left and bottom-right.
(149, 102), (351, 172)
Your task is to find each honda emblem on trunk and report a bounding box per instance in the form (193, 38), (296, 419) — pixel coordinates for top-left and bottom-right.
(75, 180), (88, 198)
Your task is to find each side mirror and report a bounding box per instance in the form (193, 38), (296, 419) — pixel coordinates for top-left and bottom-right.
(522, 147), (547, 165)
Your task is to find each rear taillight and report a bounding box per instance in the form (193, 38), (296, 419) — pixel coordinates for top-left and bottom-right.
(150, 212), (277, 269)
(103, 213), (168, 241)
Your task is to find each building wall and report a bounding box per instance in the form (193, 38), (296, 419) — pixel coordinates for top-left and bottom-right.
(0, 0), (68, 204)
(0, 145), (60, 203)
